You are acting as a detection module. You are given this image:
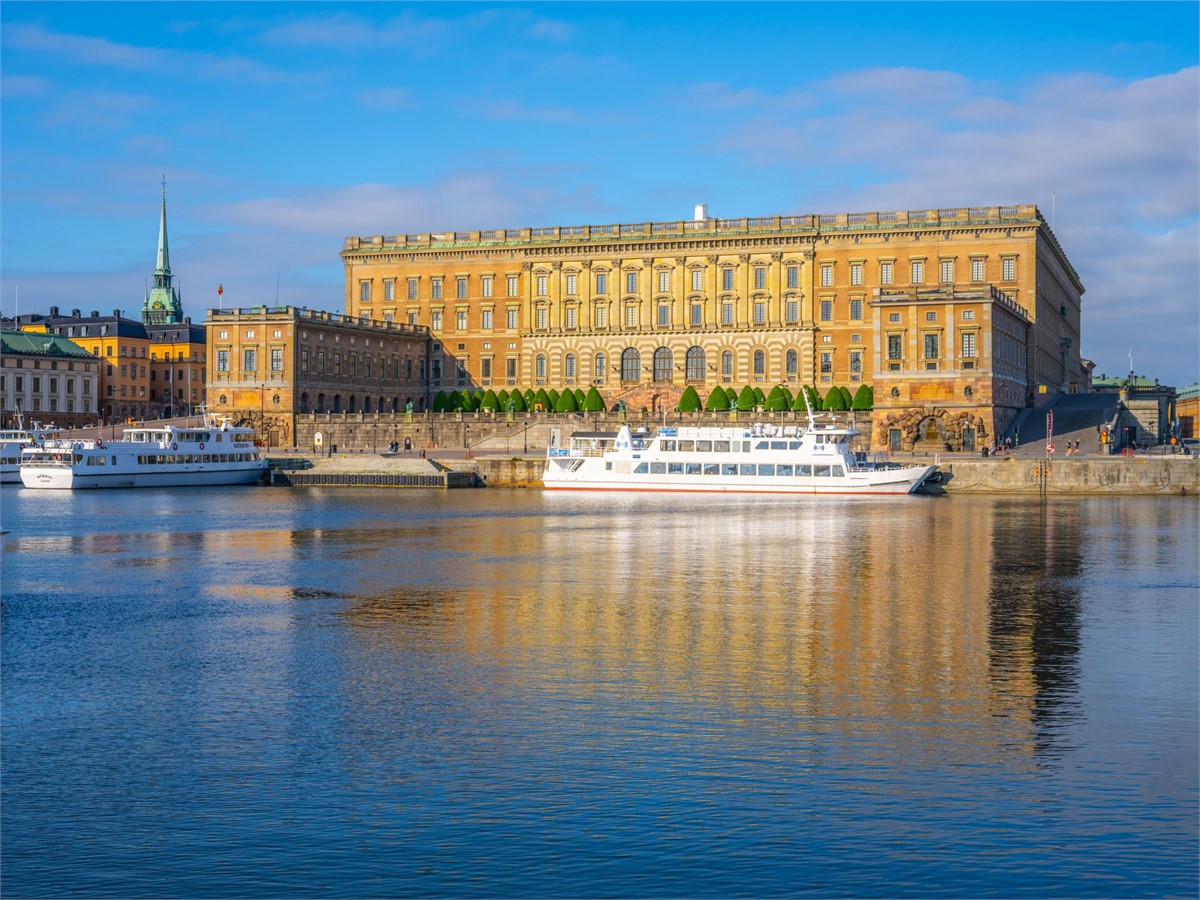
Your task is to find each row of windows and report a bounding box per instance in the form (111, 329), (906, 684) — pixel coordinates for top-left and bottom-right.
(820, 258), (1016, 287)
(884, 333), (979, 361)
(0, 395), (93, 414)
(528, 346), (853, 384)
(216, 348), (286, 374)
(631, 461), (847, 478)
(3, 375), (93, 394)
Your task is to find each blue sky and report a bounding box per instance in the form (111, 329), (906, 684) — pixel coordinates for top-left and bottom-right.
(2, 1), (1197, 385)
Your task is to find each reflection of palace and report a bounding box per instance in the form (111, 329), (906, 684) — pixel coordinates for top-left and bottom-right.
(334, 497), (1085, 762)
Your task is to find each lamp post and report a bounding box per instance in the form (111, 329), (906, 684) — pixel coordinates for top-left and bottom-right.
(271, 393), (280, 450)
(373, 423), (378, 454)
(260, 384), (266, 449)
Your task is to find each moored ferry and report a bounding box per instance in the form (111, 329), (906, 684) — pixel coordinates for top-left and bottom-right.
(544, 412), (936, 495)
(0, 418), (63, 484)
(20, 413), (267, 490)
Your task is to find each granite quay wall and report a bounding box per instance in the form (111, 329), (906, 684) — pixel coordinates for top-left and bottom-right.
(930, 455), (1199, 495)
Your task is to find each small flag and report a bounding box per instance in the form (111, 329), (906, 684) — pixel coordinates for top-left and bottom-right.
(217, 284), (224, 296)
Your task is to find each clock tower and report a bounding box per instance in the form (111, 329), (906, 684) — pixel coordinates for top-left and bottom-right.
(142, 177), (184, 325)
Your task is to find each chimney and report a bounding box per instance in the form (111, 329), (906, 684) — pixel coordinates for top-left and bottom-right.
(694, 203), (709, 222)
(49, 306), (60, 317)
(113, 308), (121, 318)
(90, 310), (100, 318)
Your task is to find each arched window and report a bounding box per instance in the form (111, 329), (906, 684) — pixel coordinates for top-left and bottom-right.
(721, 350), (733, 377)
(621, 348), (641, 383)
(753, 350), (766, 376)
(786, 349), (798, 376)
(333, 394), (343, 413)
(685, 346), (706, 382)
(536, 354), (547, 379)
(347, 395), (357, 413)
(565, 353), (576, 379)
(316, 393), (326, 413)
(363, 396), (373, 414)
(594, 352), (607, 382)
(653, 347), (673, 382)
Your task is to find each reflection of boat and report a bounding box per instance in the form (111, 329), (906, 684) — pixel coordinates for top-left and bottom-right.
(20, 413), (267, 490)
(0, 416), (62, 485)
(545, 408), (936, 495)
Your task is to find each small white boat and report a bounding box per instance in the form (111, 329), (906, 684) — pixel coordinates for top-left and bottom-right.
(544, 402), (936, 496)
(19, 412), (267, 490)
(0, 416), (63, 485)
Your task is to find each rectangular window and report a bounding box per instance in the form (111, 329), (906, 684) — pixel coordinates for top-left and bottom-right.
(880, 261), (893, 285)
(961, 332), (977, 358)
(626, 306), (638, 327)
(408, 312), (419, 326)
(722, 269), (734, 291)
(537, 274), (548, 296)
(722, 302), (734, 325)
(481, 358), (492, 379)
(820, 265), (833, 287)
(595, 306), (607, 328)
(626, 272), (638, 294)
(754, 302), (766, 324)
(482, 275), (493, 298)
(536, 308), (548, 329)
(456, 277), (468, 299)
(658, 271), (670, 293)
(786, 301), (798, 323)
(407, 279), (419, 300)
(507, 309), (518, 330)
(754, 268), (766, 290)
(1002, 257), (1016, 281)
(481, 309), (493, 330)
(300, 349), (309, 374)
(243, 349), (257, 372)
(565, 308), (577, 330)
(271, 348), (283, 371)
(507, 274), (519, 297)
(535, 355), (546, 378)
(359, 282), (370, 302)
(940, 260), (955, 283)
(820, 352), (832, 374)
(850, 262), (863, 286)
(888, 334), (903, 360)
(971, 258), (985, 283)
(911, 261), (924, 284)
(457, 310), (468, 331)
(658, 304), (670, 326)
(926, 311), (937, 321)
(787, 266), (798, 289)
(924, 333), (940, 359)
(431, 278), (443, 300)
(506, 358), (518, 379)
(820, 300), (833, 321)
(566, 274), (577, 296)
(889, 312), (901, 323)
(962, 309), (975, 320)
(384, 280), (395, 301)
(850, 298), (863, 320)
(691, 304), (703, 325)
(849, 350), (862, 373)
(217, 350), (229, 372)
(595, 272), (607, 295)
(431, 311), (443, 330)
(691, 269), (704, 291)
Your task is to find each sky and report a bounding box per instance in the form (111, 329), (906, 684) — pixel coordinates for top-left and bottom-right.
(2, 1), (1197, 386)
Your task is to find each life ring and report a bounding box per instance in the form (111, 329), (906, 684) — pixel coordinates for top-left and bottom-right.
(198, 442), (205, 450)
(171, 442), (178, 451)
(54, 453), (63, 461)
(96, 439), (104, 449)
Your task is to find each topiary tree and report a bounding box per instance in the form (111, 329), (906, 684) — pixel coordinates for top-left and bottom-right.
(574, 388), (585, 406)
(838, 386), (853, 408)
(823, 386), (849, 411)
(497, 389), (510, 408)
(764, 385), (787, 412)
(509, 390), (528, 413)
(533, 388), (552, 412)
(547, 388), (560, 408)
(479, 389), (499, 411)
(737, 385), (758, 411)
(432, 390), (450, 413)
(677, 385), (702, 412)
(806, 385), (823, 411)
(705, 386), (731, 411)
(523, 389), (536, 409)
(554, 388), (579, 412)
(582, 386), (606, 412)
(753, 387), (766, 405)
(726, 386), (739, 406)
(465, 390), (483, 412)
(779, 385), (794, 409)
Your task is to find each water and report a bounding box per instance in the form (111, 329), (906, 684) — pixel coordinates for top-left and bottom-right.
(2, 487), (1197, 898)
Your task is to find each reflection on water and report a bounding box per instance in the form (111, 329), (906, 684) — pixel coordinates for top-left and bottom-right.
(1, 488), (1196, 898)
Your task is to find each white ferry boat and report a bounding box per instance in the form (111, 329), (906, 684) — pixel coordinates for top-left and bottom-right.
(20, 414), (267, 490)
(544, 412), (936, 495)
(0, 417), (63, 484)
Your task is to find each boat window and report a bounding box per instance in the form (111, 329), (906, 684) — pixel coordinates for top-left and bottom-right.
(832, 466), (845, 477)
(815, 435), (825, 444)
(650, 462), (666, 474)
(740, 464), (755, 476)
(743, 442), (752, 452)
(703, 464), (719, 475)
(661, 440), (676, 452)
(722, 464), (738, 476)
(770, 441), (788, 450)
(634, 463), (648, 474)
(777, 464), (793, 477)
(679, 440), (694, 452)
(668, 463), (684, 474)
(789, 441), (802, 450)
(758, 464), (775, 476)
(815, 465), (831, 477)
(755, 441), (770, 450)
(685, 463), (702, 475)
(797, 465), (812, 476)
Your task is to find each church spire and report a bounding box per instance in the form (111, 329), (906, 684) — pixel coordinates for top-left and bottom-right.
(142, 176), (183, 325)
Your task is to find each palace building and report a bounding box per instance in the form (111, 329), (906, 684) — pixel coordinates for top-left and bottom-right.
(340, 204), (1085, 447)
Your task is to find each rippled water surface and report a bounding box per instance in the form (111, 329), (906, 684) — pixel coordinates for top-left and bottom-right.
(2, 487), (1197, 898)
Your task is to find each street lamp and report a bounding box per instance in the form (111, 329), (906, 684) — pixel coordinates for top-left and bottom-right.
(373, 423), (378, 454)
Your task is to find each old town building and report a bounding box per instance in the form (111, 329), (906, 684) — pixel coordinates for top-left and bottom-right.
(204, 306), (429, 448)
(340, 204), (1085, 447)
(0, 329), (101, 428)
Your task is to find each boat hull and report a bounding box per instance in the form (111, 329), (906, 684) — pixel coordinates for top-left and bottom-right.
(543, 469), (933, 495)
(20, 464), (266, 490)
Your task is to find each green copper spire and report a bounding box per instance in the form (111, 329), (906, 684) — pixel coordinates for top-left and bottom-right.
(143, 176), (183, 325)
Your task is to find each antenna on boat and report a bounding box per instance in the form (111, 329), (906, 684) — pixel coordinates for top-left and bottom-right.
(802, 389), (817, 431)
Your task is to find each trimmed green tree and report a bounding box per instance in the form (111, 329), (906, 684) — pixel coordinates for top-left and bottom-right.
(582, 386), (606, 412)
(753, 386), (766, 405)
(705, 386), (731, 411)
(677, 385), (702, 412)
(547, 388), (560, 408)
(555, 388), (579, 412)
(432, 390), (450, 413)
(479, 389), (499, 411)
(523, 389), (536, 409)
(726, 386), (739, 406)
(737, 385), (757, 411)
(574, 388), (585, 406)
(497, 389), (510, 408)
(533, 388), (552, 411)
(852, 384), (874, 410)
(764, 385), (787, 412)
(823, 386), (849, 411)
(838, 386), (853, 408)
(509, 390), (528, 413)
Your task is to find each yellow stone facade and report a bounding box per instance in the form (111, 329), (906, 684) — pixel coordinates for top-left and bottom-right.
(340, 205), (1084, 445)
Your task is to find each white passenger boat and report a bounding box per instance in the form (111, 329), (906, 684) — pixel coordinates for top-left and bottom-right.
(0, 417), (63, 484)
(544, 409), (936, 495)
(19, 413), (267, 490)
